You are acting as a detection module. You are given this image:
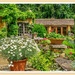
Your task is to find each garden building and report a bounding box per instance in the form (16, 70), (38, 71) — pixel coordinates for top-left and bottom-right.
(35, 18), (74, 35)
(0, 17), (74, 37)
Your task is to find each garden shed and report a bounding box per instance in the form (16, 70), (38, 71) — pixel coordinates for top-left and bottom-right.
(35, 18), (74, 35)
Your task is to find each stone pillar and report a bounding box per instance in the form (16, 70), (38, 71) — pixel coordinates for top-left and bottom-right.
(47, 26), (51, 33)
(26, 18), (32, 24)
(61, 27), (63, 35)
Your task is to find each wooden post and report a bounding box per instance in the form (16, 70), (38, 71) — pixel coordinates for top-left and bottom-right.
(67, 25), (71, 35)
(55, 27), (57, 33)
(61, 27), (63, 35)
(47, 26), (51, 33)
(67, 25), (71, 32)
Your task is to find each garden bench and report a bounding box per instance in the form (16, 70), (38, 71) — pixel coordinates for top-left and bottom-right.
(54, 57), (73, 71)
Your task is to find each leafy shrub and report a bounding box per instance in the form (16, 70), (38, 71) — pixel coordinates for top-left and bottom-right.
(30, 50), (59, 71)
(47, 32), (64, 39)
(25, 10), (35, 19)
(7, 24), (19, 36)
(0, 27), (7, 39)
(32, 23), (47, 37)
(64, 49), (75, 60)
(30, 50), (51, 71)
(63, 36), (74, 49)
(41, 38), (51, 44)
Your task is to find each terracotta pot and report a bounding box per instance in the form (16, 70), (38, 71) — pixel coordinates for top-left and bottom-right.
(49, 38), (64, 45)
(10, 59), (27, 71)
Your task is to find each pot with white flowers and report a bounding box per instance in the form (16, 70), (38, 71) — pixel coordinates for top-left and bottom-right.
(0, 36), (40, 71)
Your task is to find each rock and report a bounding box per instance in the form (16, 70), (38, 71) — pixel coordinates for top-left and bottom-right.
(60, 53), (65, 58)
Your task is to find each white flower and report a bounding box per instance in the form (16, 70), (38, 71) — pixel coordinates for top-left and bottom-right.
(8, 51), (10, 53)
(29, 49), (32, 52)
(11, 52), (13, 54)
(11, 65), (14, 67)
(2, 47), (6, 50)
(19, 49), (21, 51)
(12, 54), (15, 56)
(10, 46), (13, 49)
(10, 61), (13, 64)
(19, 53), (22, 56)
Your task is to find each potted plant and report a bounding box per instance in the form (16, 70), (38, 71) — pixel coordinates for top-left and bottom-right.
(0, 36), (40, 71)
(47, 32), (65, 45)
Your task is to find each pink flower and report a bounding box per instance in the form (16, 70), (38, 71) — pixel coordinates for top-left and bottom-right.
(70, 52), (72, 55)
(43, 38), (47, 40)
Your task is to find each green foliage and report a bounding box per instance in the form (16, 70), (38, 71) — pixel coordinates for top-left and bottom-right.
(30, 50), (51, 71)
(64, 49), (75, 60)
(63, 37), (74, 49)
(25, 10), (35, 19)
(47, 32), (64, 39)
(30, 50), (60, 71)
(17, 4), (74, 19)
(0, 27), (7, 39)
(0, 4), (35, 37)
(7, 24), (19, 36)
(41, 38), (51, 44)
(32, 23), (47, 37)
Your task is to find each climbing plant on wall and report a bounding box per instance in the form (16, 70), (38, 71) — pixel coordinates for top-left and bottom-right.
(0, 4), (35, 37)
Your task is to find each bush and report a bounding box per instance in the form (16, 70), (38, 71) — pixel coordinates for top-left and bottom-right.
(63, 36), (74, 49)
(30, 50), (59, 71)
(0, 27), (7, 39)
(64, 49), (75, 60)
(32, 23), (47, 37)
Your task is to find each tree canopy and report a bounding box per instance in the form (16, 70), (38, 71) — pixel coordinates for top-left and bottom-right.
(17, 4), (75, 19)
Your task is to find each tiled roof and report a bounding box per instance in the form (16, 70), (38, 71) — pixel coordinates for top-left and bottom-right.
(35, 19), (74, 26)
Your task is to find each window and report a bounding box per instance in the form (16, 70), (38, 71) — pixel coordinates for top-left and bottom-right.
(63, 27), (67, 35)
(18, 22), (29, 36)
(57, 27), (61, 34)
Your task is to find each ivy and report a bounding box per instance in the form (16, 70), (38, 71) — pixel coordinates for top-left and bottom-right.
(0, 4), (35, 37)
(0, 27), (7, 39)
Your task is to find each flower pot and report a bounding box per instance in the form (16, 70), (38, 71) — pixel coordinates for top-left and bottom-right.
(49, 38), (64, 45)
(10, 59), (27, 71)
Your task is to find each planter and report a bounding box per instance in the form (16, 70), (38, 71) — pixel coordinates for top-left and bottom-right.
(49, 38), (64, 45)
(10, 59), (27, 71)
